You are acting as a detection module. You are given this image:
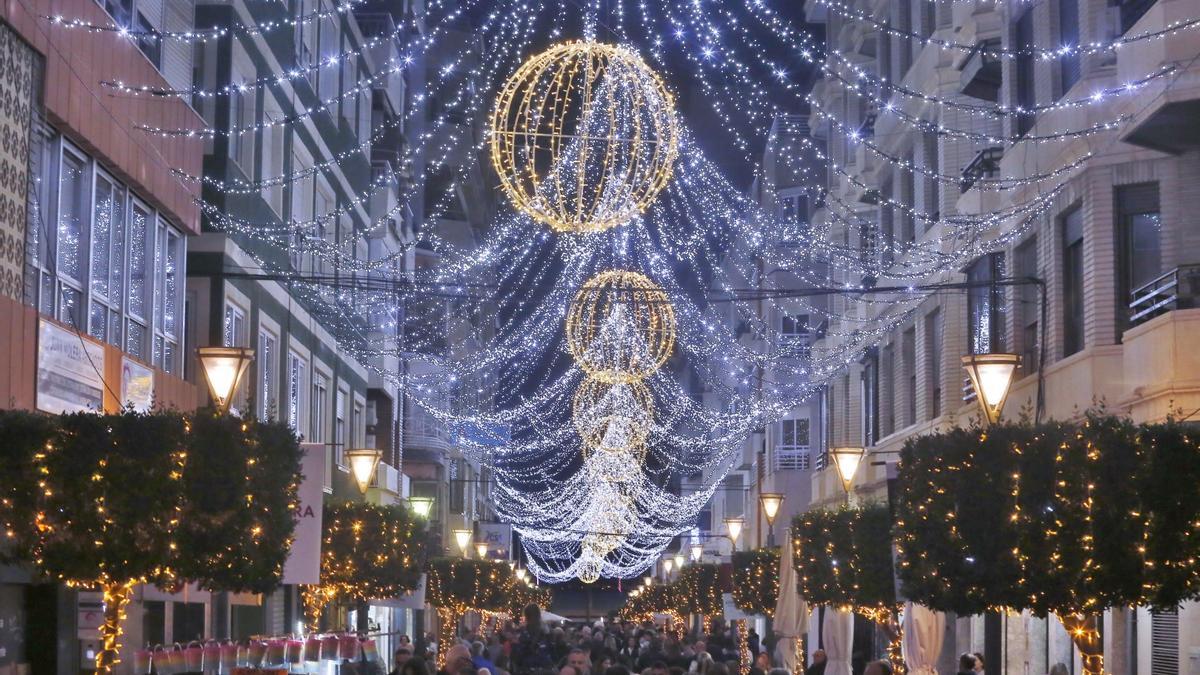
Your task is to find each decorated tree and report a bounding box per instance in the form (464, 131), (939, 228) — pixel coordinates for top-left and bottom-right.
(304, 501), (427, 630)
(731, 548), (779, 617)
(673, 562), (724, 618)
(0, 410), (56, 560)
(895, 413), (1200, 675)
(619, 582), (679, 622)
(793, 504), (901, 669)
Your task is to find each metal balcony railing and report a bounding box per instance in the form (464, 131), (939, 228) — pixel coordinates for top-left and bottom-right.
(960, 146), (1004, 193)
(774, 445), (811, 471)
(1129, 264), (1200, 326)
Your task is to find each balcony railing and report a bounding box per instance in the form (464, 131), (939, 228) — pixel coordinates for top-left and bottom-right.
(960, 146), (1004, 193)
(959, 39), (1002, 102)
(774, 445), (811, 471)
(1129, 264), (1200, 327)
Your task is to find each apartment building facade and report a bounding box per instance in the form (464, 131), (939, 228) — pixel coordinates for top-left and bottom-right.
(802, 0), (1200, 669)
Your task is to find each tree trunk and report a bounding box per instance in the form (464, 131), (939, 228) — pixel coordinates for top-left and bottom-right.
(97, 580), (135, 674)
(1060, 614), (1103, 675)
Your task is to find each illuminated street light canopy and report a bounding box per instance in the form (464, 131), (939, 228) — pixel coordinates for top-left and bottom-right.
(759, 492), (785, 526)
(962, 353), (1022, 425)
(344, 448), (382, 495)
(196, 346), (254, 414)
(830, 447), (865, 494)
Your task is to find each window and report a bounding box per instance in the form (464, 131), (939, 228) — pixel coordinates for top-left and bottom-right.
(98, 0), (160, 67)
(1115, 0), (1157, 35)
(258, 328), (278, 420)
(925, 309), (943, 419)
(881, 343), (895, 436)
(290, 151), (314, 270)
(1015, 237), (1040, 372)
(777, 191), (808, 227)
(902, 327), (916, 426)
(335, 388), (347, 463)
(860, 350), (879, 446)
(1014, 8), (1037, 136)
(311, 371), (328, 443)
(223, 303), (247, 347)
(34, 138), (182, 368)
(1116, 183), (1162, 335)
(966, 252), (1007, 355)
(287, 351), (307, 433)
(1062, 207), (1085, 356)
(777, 419), (811, 470)
(153, 220), (183, 373)
(920, 129), (940, 223)
(313, 179), (333, 277)
(1059, 0), (1081, 96)
(781, 313), (811, 356)
(230, 44), (256, 173)
(352, 400), (365, 447)
(261, 95), (286, 215)
(1151, 608), (1179, 675)
(725, 474), (745, 518)
(900, 151), (916, 242)
(89, 172), (126, 345)
(295, 0), (317, 82)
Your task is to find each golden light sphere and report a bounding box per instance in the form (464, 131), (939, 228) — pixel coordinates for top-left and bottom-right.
(490, 41), (680, 233)
(573, 375), (654, 453)
(566, 270), (676, 383)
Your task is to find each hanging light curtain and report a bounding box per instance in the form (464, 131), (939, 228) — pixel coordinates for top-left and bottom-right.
(773, 534), (807, 672)
(821, 608), (854, 675)
(901, 602), (945, 675)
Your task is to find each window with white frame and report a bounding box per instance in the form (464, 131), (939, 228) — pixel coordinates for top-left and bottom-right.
(223, 302), (249, 412)
(258, 328), (278, 420)
(313, 179), (333, 278)
(352, 399), (364, 447)
(261, 94), (286, 215)
(335, 388), (347, 464)
(287, 350), (307, 433)
(290, 149), (313, 271)
(295, 0), (317, 84)
(30, 137), (184, 370)
(311, 371), (328, 443)
(725, 474), (745, 518)
(781, 313), (811, 357)
(97, 0), (161, 67)
(777, 418), (811, 470)
(230, 43), (256, 173)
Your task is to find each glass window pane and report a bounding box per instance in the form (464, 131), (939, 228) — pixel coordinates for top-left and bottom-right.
(58, 285), (82, 327)
(129, 205), (149, 319)
(163, 228), (178, 338)
(57, 152), (86, 282)
(89, 300), (106, 342)
(126, 320), (146, 359)
(91, 176), (113, 298)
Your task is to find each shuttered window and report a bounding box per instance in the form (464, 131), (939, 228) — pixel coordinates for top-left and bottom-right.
(1151, 608), (1178, 675)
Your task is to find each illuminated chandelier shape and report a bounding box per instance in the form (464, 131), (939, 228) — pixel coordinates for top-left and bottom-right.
(490, 41), (680, 233)
(566, 270), (676, 383)
(573, 376), (654, 455)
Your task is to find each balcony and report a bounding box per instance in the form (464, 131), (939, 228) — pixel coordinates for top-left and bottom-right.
(774, 445), (812, 471)
(1128, 264), (1200, 327)
(960, 146), (1004, 193)
(958, 39), (1002, 102)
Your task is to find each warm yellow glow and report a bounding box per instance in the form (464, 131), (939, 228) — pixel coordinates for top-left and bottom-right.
(408, 496), (434, 518)
(673, 553), (685, 570)
(475, 542), (489, 559)
(344, 448), (382, 495)
(453, 529), (472, 554)
(663, 558), (674, 574)
(830, 447), (865, 493)
(759, 492), (785, 525)
(515, 568), (527, 582)
(690, 543), (703, 562)
(566, 270), (677, 384)
(724, 516), (745, 544)
(197, 346), (254, 414)
(644, 576), (653, 587)
(490, 41), (679, 233)
(962, 353), (1021, 424)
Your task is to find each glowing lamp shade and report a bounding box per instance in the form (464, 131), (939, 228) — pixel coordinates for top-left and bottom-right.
(197, 346), (254, 414)
(663, 558), (674, 574)
(408, 496), (434, 519)
(673, 553), (685, 570)
(962, 353), (1021, 424)
(690, 543), (703, 562)
(830, 447), (865, 493)
(475, 542), (489, 559)
(344, 448), (382, 495)
(643, 576), (652, 587)
(515, 568), (527, 582)
(759, 492), (785, 525)
(453, 529), (473, 555)
(724, 516), (744, 544)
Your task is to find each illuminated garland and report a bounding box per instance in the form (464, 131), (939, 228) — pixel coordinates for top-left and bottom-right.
(792, 505), (896, 609)
(425, 557), (551, 614)
(672, 563), (724, 618)
(731, 548), (780, 617)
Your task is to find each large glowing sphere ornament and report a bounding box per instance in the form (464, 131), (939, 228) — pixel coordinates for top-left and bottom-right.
(566, 270), (676, 383)
(490, 41), (680, 233)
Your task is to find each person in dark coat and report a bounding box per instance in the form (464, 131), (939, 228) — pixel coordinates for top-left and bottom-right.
(803, 649), (826, 675)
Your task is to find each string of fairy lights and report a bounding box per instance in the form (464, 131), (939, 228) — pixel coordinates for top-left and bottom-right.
(41, 0), (1200, 581)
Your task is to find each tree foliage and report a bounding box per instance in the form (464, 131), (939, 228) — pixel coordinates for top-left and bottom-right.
(731, 548), (780, 616)
(792, 504), (896, 609)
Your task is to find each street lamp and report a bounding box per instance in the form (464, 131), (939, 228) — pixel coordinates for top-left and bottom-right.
(408, 496), (434, 519)
(453, 529), (472, 555)
(759, 492), (785, 547)
(344, 448), (382, 495)
(197, 346), (254, 414)
(962, 353), (1021, 425)
(515, 568), (527, 582)
(643, 576), (653, 588)
(475, 542), (489, 559)
(663, 558), (674, 576)
(690, 543), (703, 563)
(724, 516), (744, 551)
(830, 447), (865, 498)
(672, 553), (685, 571)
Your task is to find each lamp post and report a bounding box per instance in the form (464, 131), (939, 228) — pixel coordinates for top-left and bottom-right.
(663, 557), (674, 580)
(690, 543), (703, 563)
(672, 553), (685, 571)
(724, 516), (744, 553)
(962, 353), (1021, 425)
(344, 448), (382, 495)
(452, 529), (472, 556)
(515, 568), (527, 582)
(830, 447), (865, 503)
(197, 346), (254, 414)
(475, 542), (489, 559)
(408, 496), (434, 519)
(759, 492), (785, 547)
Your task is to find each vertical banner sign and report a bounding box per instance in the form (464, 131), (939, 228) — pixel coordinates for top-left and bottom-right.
(284, 443), (326, 585)
(37, 319), (105, 414)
